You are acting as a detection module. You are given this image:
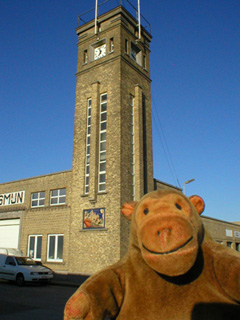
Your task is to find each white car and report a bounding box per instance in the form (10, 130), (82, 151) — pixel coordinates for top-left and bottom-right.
(0, 254), (53, 286)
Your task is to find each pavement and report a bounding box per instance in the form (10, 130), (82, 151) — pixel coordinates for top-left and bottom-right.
(51, 272), (89, 287)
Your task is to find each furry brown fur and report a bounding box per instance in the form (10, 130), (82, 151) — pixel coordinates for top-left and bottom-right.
(64, 190), (240, 319)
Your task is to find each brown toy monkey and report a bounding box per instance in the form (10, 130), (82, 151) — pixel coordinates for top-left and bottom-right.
(64, 190), (240, 320)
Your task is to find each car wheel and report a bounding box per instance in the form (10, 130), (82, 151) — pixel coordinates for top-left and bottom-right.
(16, 273), (25, 287)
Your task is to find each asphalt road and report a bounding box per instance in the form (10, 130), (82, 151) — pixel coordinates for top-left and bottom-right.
(0, 279), (78, 320)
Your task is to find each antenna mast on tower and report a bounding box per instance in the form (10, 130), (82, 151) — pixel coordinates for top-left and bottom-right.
(94, 0), (142, 38)
(95, 0), (98, 34)
(138, 0), (141, 40)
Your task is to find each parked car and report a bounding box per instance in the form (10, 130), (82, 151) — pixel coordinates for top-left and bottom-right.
(0, 254), (53, 286)
(0, 248), (24, 256)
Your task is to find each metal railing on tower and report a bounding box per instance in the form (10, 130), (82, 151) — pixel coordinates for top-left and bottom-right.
(77, 0), (151, 35)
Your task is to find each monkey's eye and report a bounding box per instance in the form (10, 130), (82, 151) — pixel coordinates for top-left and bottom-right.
(175, 203), (182, 210)
(143, 208), (149, 215)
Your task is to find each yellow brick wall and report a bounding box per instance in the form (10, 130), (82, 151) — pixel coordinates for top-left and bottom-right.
(0, 171), (72, 272)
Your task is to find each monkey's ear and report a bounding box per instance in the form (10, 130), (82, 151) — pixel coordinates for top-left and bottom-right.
(121, 201), (138, 220)
(189, 195), (205, 215)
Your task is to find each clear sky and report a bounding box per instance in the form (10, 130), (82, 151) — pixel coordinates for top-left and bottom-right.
(1, 0), (239, 221)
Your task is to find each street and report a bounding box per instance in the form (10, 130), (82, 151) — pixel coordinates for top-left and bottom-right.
(0, 279), (78, 319)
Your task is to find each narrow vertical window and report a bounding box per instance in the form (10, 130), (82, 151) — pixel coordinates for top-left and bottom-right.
(83, 49), (88, 64)
(143, 54), (146, 69)
(130, 96), (135, 200)
(99, 94), (107, 192)
(110, 37), (114, 52)
(125, 39), (128, 54)
(85, 99), (92, 194)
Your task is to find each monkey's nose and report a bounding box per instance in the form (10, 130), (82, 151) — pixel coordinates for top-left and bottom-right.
(157, 228), (172, 248)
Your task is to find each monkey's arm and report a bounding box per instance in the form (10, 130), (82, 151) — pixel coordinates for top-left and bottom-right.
(213, 245), (240, 303)
(64, 268), (124, 320)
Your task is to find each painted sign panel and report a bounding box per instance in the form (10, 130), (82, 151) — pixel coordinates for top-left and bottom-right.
(0, 191), (25, 207)
(83, 208), (105, 229)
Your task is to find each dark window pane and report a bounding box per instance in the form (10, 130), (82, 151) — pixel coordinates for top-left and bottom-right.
(48, 236), (55, 259)
(100, 132), (106, 141)
(51, 190), (58, 197)
(32, 200), (38, 207)
(59, 197), (66, 204)
(100, 174), (106, 183)
(59, 188), (66, 196)
(101, 122), (106, 131)
(39, 199), (45, 206)
(99, 184), (106, 191)
(100, 141), (106, 151)
(36, 237), (42, 259)
(57, 236), (63, 260)
(101, 103), (107, 112)
(29, 237), (35, 258)
(86, 166), (89, 174)
(51, 198), (58, 205)
(100, 162), (106, 172)
(101, 113), (107, 122)
(40, 192), (45, 198)
(32, 193), (38, 200)
(101, 94), (107, 102)
(100, 152), (106, 161)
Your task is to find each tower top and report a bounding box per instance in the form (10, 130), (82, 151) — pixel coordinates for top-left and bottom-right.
(76, 4), (152, 47)
(77, 0), (151, 35)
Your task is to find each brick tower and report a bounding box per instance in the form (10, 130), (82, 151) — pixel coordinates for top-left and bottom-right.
(69, 5), (153, 274)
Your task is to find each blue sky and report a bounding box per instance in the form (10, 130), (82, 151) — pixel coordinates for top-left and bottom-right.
(0, 0), (239, 221)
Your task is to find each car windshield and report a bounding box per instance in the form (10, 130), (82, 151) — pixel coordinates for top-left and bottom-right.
(15, 257), (37, 266)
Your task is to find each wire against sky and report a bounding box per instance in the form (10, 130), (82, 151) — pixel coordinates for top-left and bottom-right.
(152, 97), (181, 188)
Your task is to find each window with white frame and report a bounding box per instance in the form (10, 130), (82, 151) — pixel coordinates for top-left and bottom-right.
(85, 99), (92, 194)
(31, 191), (45, 208)
(47, 234), (64, 262)
(98, 94), (107, 192)
(130, 95), (135, 200)
(50, 188), (66, 205)
(28, 235), (42, 260)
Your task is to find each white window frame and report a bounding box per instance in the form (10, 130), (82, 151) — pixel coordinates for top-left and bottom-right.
(50, 188), (66, 206)
(31, 191), (45, 208)
(98, 93), (107, 192)
(28, 235), (42, 261)
(47, 234), (64, 262)
(85, 99), (92, 194)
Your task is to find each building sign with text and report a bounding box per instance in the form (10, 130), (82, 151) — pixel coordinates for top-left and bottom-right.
(0, 191), (25, 207)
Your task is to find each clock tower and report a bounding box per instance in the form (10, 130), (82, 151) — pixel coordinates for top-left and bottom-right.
(69, 5), (153, 274)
